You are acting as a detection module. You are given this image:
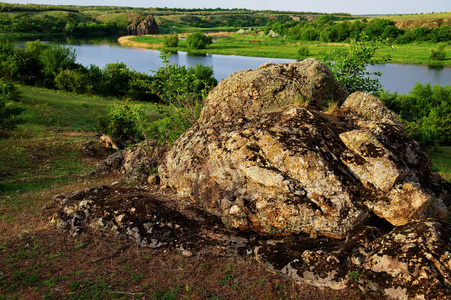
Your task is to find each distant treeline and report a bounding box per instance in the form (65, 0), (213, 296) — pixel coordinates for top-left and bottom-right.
(264, 15), (451, 43)
(0, 40), (217, 102)
(0, 2), (78, 12)
(0, 2), (449, 42)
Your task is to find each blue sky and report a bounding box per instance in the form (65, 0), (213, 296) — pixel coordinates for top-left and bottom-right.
(1, 0), (450, 15)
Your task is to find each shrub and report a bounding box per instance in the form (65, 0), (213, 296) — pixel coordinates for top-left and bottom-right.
(430, 45), (447, 61)
(381, 83), (451, 148)
(100, 55), (217, 146)
(322, 37), (389, 95)
(0, 82), (23, 135)
(54, 68), (89, 94)
(163, 34), (179, 48)
(297, 46), (310, 60)
(186, 32), (212, 50)
(98, 102), (146, 143)
(39, 44), (78, 87)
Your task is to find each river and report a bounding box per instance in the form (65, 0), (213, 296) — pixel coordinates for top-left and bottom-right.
(12, 38), (451, 94)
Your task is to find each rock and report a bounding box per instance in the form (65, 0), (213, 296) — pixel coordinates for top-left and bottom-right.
(159, 60), (451, 238)
(147, 174), (160, 185)
(96, 142), (167, 183)
(342, 91), (399, 124)
(127, 15), (159, 36)
(98, 134), (123, 150)
(52, 183), (451, 299)
(254, 220), (451, 299)
(52, 185), (227, 252)
(362, 220), (451, 299)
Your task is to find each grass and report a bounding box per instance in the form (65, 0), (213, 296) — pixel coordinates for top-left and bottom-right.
(125, 32), (451, 66)
(428, 146), (451, 182)
(0, 85), (158, 234)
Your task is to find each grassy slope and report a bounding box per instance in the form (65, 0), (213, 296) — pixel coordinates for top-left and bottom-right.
(372, 12), (451, 22)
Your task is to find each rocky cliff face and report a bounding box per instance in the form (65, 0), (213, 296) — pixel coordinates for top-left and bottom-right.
(159, 58), (451, 239)
(127, 15), (159, 36)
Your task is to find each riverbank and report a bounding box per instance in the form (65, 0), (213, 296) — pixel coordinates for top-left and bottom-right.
(119, 32), (451, 67)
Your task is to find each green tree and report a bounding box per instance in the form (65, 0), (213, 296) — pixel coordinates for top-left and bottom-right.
(163, 34), (179, 48)
(322, 38), (389, 95)
(381, 83), (451, 148)
(186, 32), (212, 50)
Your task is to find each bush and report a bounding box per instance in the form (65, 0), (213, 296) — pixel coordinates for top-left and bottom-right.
(381, 83), (451, 148)
(54, 68), (89, 94)
(39, 44), (78, 87)
(0, 82), (23, 135)
(150, 54), (217, 107)
(163, 34), (179, 48)
(186, 32), (212, 50)
(322, 38), (389, 95)
(430, 45), (447, 61)
(297, 46), (310, 59)
(98, 102), (147, 143)
(100, 55), (217, 146)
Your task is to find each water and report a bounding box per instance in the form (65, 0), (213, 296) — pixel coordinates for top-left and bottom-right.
(12, 38), (451, 94)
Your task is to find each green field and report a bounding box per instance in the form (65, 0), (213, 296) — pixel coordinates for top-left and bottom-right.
(127, 33), (451, 66)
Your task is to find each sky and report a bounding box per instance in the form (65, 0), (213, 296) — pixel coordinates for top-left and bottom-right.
(1, 0), (450, 15)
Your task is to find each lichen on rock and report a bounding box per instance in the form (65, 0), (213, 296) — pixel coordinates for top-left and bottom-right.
(159, 59), (451, 238)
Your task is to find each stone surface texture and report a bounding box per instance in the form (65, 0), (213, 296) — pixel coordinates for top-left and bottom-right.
(159, 59), (451, 239)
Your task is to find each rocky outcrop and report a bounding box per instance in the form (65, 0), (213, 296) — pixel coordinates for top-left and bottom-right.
(159, 58), (451, 239)
(255, 219), (451, 299)
(52, 185), (451, 299)
(53, 58), (451, 300)
(96, 142), (167, 183)
(127, 15), (159, 36)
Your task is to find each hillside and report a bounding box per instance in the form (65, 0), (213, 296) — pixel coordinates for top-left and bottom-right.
(1, 2), (450, 37)
(370, 12), (451, 30)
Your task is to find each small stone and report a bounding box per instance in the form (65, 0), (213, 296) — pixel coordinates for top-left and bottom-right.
(147, 174), (160, 185)
(182, 250), (193, 257)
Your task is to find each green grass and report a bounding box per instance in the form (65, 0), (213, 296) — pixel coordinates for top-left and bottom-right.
(378, 42), (451, 65)
(0, 85), (158, 222)
(428, 146), (451, 182)
(129, 33), (451, 66)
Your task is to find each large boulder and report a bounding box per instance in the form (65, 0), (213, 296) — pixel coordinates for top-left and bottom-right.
(127, 15), (159, 36)
(159, 59), (451, 239)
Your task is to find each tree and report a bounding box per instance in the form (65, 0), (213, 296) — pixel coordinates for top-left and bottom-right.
(163, 33), (179, 48)
(381, 83), (451, 148)
(186, 32), (212, 50)
(322, 38), (389, 95)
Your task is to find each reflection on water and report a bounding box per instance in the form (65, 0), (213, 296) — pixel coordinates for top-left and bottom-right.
(5, 36), (451, 94)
